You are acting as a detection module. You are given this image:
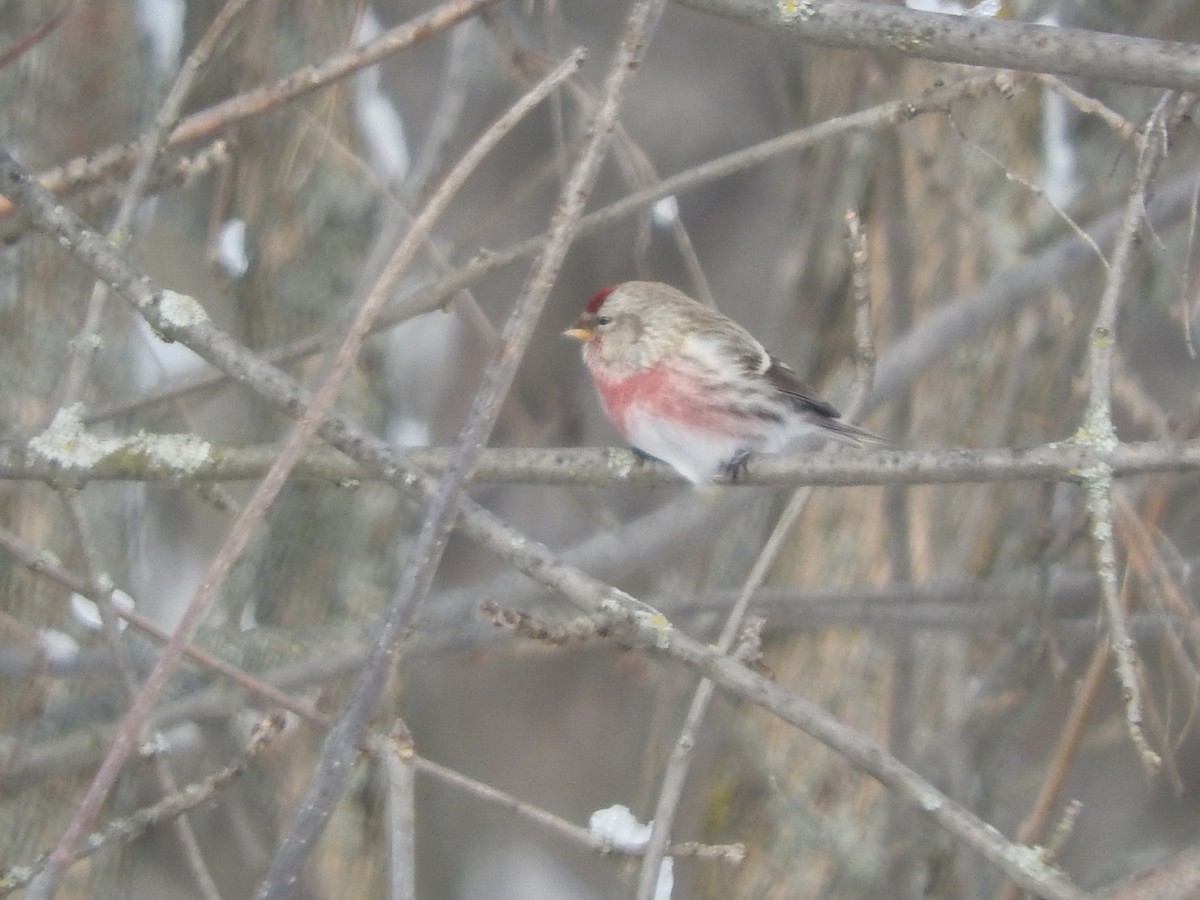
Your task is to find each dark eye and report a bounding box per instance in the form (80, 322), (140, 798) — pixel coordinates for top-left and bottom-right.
(595, 315), (613, 326)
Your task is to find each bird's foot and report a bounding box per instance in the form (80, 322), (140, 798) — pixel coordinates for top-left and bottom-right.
(629, 447), (657, 466)
(722, 451), (751, 483)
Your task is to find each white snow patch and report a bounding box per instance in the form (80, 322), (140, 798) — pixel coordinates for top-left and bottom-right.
(136, 0), (185, 74)
(386, 417), (432, 448)
(70, 593), (103, 631)
(906, 0), (998, 13)
(217, 218), (250, 279)
(353, 7), (411, 183)
(72, 588), (135, 632)
(652, 195), (680, 227)
(38, 629), (80, 665)
(589, 804), (652, 852)
(588, 806), (673, 898)
(654, 858), (674, 900)
(134, 316), (208, 384)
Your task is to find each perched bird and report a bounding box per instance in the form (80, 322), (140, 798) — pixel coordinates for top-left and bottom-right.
(563, 281), (882, 484)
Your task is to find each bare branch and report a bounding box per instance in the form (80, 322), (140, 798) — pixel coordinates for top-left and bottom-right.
(1077, 94), (1175, 772)
(1, 715), (285, 896)
(0, 0), (508, 220)
(675, 0), (1200, 90)
(9, 437), (1200, 487)
(14, 42), (588, 899)
(252, 0), (657, 887)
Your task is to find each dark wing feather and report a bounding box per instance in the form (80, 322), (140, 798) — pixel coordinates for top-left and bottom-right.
(763, 357), (843, 419)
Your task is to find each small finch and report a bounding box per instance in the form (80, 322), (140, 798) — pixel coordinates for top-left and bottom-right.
(563, 281), (882, 484)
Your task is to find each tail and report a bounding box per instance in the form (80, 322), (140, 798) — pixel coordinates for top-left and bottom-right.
(809, 415), (888, 448)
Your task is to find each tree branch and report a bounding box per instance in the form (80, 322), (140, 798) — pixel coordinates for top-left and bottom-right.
(9, 437), (1200, 487)
(675, 0), (1200, 90)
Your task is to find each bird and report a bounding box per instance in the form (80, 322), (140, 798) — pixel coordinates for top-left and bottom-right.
(563, 280), (882, 484)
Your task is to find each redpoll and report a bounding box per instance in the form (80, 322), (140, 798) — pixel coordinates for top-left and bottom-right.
(563, 281), (882, 484)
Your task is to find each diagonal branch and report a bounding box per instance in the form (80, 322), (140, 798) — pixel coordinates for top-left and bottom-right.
(0, 0), (507, 220)
(253, 0), (666, 892)
(12, 42), (587, 900)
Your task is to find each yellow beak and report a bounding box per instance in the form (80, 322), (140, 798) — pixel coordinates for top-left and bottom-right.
(562, 326), (593, 342)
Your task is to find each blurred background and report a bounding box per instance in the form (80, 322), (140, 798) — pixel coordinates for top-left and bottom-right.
(3, 1), (1200, 897)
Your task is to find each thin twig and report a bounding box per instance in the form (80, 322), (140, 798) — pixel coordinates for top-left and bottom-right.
(875, 129), (924, 888)
(18, 46), (587, 900)
(1000, 633), (1110, 900)
(0, 522), (332, 725)
(374, 724), (417, 900)
(1035, 75), (1136, 140)
(0, 0), (76, 70)
(0, 0), (507, 220)
(51, 0), (255, 414)
(253, 39), (603, 896)
(401, 20), (478, 204)
(948, 109), (1108, 271)
(1182, 175), (1200, 358)
(1076, 94), (1175, 773)
(53, 73), (1005, 435)
(412, 753), (744, 863)
(0, 715), (285, 896)
(64, 492), (225, 900)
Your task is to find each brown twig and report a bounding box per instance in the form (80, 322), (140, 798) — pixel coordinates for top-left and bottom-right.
(63, 74), (1002, 430)
(1035, 75), (1137, 140)
(253, 37), (599, 894)
(948, 106), (1108, 271)
(0, 0), (507, 221)
(58, 492), (223, 900)
(0, 1), (76, 70)
(0, 714), (285, 896)
(0, 522), (333, 726)
(50, 0), (255, 415)
(1001, 637), (1111, 900)
(17, 43), (587, 900)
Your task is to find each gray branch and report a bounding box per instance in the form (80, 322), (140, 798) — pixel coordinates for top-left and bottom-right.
(7, 438), (1200, 487)
(675, 0), (1200, 90)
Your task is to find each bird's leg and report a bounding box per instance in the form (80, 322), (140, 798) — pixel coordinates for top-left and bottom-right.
(629, 447), (657, 466)
(722, 451), (752, 483)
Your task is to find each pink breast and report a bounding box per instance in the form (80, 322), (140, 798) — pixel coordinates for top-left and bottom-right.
(592, 363), (750, 437)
